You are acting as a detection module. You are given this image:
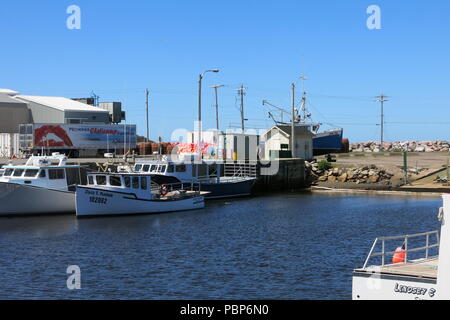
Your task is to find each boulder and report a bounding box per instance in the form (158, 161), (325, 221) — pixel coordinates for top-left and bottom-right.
(338, 173), (348, 183)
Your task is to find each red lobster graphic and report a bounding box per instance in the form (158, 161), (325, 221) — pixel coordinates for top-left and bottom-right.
(34, 125), (74, 147)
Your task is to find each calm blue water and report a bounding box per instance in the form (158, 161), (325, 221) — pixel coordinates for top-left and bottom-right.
(0, 192), (442, 300)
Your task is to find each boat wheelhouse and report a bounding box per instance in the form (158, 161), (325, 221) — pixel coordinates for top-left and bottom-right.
(0, 154), (86, 215)
(129, 159), (257, 199)
(76, 172), (205, 217)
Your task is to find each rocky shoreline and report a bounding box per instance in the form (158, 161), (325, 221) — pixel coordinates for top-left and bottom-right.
(305, 161), (429, 191)
(350, 141), (450, 153)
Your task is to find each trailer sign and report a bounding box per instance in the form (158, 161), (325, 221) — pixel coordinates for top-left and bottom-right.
(30, 124), (136, 149)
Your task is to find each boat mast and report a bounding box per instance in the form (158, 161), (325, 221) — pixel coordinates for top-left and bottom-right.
(300, 75), (307, 123)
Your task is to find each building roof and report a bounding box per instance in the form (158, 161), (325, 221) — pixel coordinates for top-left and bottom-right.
(0, 89), (20, 96)
(15, 95), (109, 113)
(0, 93), (28, 107)
(264, 125), (315, 138)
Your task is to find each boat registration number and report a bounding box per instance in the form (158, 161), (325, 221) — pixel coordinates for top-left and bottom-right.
(89, 196), (108, 204)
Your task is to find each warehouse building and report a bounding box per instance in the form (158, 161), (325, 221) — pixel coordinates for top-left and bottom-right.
(0, 90), (32, 133)
(0, 89), (112, 131)
(15, 95), (110, 124)
(0, 89), (128, 158)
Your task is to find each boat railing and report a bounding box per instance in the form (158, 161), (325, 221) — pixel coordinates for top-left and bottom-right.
(224, 162), (257, 178)
(362, 230), (440, 269)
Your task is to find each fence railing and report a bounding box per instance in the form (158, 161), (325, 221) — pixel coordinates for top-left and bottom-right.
(224, 162), (257, 178)
(362, 230), (440, 269)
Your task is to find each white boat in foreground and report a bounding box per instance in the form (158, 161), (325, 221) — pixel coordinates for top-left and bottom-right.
(0, 154), (85, 216)
(352, 194), (450, 300)
(76, 172), (205, 217)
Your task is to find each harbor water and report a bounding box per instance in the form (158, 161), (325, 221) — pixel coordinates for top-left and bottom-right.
(0, 192), (441, 300)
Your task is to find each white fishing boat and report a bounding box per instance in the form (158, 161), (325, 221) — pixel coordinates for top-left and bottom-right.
(76, 172), (205, 217)
(0, 154), (85, 216)
(352, 194), (450, 300)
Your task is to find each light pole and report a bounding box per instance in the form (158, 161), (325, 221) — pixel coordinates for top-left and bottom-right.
(210, 84), (224, 131)
(198, 69), (220, 160)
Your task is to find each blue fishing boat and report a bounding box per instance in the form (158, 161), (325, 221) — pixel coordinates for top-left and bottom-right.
(312, 128), (344, 156)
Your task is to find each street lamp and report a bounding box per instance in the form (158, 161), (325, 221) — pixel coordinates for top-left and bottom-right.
(198, 69), (220, 160)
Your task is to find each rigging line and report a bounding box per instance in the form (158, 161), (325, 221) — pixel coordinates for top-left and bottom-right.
(386, 121), (450, 125)
(308, 93), (374, 101)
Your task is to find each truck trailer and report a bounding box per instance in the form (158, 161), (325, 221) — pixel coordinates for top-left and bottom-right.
(19, 124), (137, 158)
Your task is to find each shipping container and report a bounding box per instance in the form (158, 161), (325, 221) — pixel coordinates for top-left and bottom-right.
(0, 133), (20, 158)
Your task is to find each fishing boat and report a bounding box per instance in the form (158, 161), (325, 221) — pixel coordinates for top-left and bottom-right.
(0, 154), (85, 216)
(76, 172), (205, 217)
(312, 127), (344, 156)
(352, 194), (450, 300)
(264, 79), (344, 156)
(128, 158), (257, 199)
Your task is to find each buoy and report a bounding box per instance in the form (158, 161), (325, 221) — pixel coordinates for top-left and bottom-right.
(392, 247), (406, 264)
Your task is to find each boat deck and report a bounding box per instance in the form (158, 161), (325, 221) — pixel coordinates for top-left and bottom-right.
(356, 257), (439, 280)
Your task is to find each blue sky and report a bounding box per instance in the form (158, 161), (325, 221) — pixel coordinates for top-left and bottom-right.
(2, 0), (450, 142)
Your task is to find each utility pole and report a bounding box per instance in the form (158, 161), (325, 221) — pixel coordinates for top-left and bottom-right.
(291, 83), (296, 158)
(145, 89), (150, 144)
(198, 70), (220, 160)
(210, 85), (224, 131)
(375, 94), (389, 150)
(237, 85), (246, 133)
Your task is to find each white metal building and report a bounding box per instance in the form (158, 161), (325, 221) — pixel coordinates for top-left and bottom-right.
(262, 125), (314, 161)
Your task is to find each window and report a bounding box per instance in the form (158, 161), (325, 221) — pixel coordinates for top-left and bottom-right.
(96, 175), (107, 185)
(13, 169), (25, 177)
(208, 164), (217, 178)
(150, 165), (157, 172)
(49, 169), (65, 180)
(124, 176), (131, 188)
(109, 176), (122, 187)
(198, 164), (207, 178)
(88, 176), (94, 185)
(143, 165), (150, 172)
(132, 177), (139, 189)
(134, 164), (142, 172)
(141, 177), (147, 190)
(24, 169), (39, 178)
(4, 169), (13, 177)
(167, 165), (174, 173)
(39, 170), (46, 178)
(158, 165), (166, 173)
(176, 165), (186, 173)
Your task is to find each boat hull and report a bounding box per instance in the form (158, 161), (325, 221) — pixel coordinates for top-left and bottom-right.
(353, 271), (438, 300)
(0, 182), (75, 216)
(198, 178), (256, 199)
(76, 186), (205, 217)
(313, 129), (343, 156)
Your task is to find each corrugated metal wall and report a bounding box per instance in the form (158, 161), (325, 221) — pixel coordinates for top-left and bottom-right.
(26, 101), (65, 123)
(0, 106), (32, 133)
